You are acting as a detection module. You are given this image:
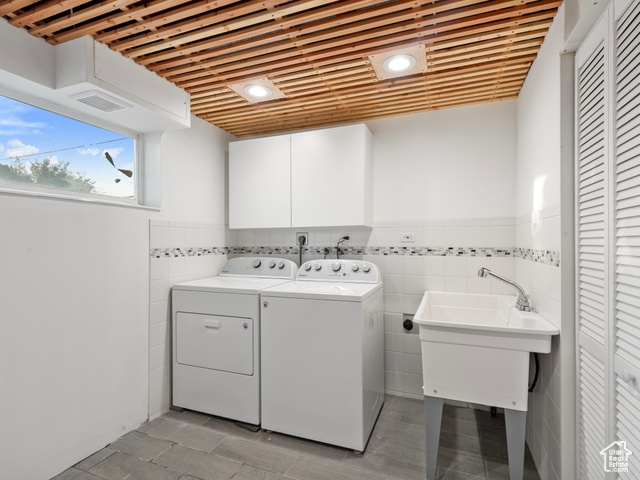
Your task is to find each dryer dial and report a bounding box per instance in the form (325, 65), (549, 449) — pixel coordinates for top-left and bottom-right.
(253, 259), (262, 268)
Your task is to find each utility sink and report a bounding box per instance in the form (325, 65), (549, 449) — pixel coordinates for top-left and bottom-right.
(414, 291), (559, 354)
(415, 290), (559, 480)
(414, 290), (559, 412)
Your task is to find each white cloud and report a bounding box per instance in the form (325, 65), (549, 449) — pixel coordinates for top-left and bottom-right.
(6, 139), (39, 158)
(103, 147), (124, 159)
(79, 147), (99, 156)
(0, 119), (47, 136)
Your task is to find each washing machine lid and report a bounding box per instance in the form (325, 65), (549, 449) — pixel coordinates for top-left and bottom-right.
(172, 276), (294, 294)
(261, 280), (382, 302)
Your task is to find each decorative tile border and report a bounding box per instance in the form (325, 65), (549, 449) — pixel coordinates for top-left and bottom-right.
(150, 245), (560, 266)
(514, 248), (560, 267)
(150, 247), (228, 258)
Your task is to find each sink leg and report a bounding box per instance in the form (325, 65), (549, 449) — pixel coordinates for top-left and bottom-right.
(504, 408), (527, 480)
(424, 395), (444, 480)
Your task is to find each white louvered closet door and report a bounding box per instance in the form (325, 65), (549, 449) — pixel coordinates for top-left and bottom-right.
(576, 10), (611, 479)
(613, 0), (640, 477)
(577, 0), (640, 478)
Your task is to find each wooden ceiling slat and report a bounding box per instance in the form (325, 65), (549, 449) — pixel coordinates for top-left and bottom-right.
(8, 0), (88, 28)
(120, 0), (333, 58)
(2, 0), (561, 137)
(217, 91), (521, 136)
(199, 65), (530, 121)
(45, 0), (202, 44)
(101, 0), (285, 50)
(161, 9), (558, 90)
(142, 0), (552, 74)
(24, 0), (141, 38)
(203, 70), (528, 119)
(0, 0), (35, 17)
(133, 0), (481, 67)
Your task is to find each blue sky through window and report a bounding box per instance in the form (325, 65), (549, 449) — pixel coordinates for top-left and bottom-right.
(0, 94), (135, 198)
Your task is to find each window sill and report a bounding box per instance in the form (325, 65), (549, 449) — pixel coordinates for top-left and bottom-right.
(0, 185), (160, 211)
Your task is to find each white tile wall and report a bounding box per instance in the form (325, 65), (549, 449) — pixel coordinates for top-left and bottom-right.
(235, 216), (527, 400)
(516, 209), (562, 480)
(148, 219), (227, 420)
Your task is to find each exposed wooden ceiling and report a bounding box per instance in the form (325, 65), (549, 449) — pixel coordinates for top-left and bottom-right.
(1, 0), (561, 137)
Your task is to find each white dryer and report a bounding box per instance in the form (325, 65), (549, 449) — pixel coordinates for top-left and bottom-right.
(172, 257), (297, 425)
(260, 259), (384, 451)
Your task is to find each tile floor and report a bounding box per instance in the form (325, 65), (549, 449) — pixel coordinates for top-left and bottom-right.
(53, 395), (540, 480)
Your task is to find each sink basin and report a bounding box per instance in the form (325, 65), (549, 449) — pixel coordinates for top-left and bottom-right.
(414, 291), (560, 412)
(414, 291), (559, 353)
(415, 291), (559, 480)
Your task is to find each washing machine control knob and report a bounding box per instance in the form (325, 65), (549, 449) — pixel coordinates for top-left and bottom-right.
(315, 263), (322, 271)
(304, 263), (312, 271)
(332, 262), (341, 272)
(352, 264), (360, 272)
(269, 261), (276, 268)
(253, 259), (262, 268)
(362, 264), (371, 273)
(278, 261), (285, 269)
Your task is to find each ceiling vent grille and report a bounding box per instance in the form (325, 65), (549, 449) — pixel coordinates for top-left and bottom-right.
(70, 90), (132, 113)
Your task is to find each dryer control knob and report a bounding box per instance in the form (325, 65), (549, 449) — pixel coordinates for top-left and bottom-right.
(269, 261), (276, 268)
(304, 263), (312, 271)
(253, 259), (262, 268)
(362, 264), (371, 273)
(332, 262), (341, 272)
(278, 261), (285, 269)
(352, 264), (360, 272)
(315, 263), (323, 271)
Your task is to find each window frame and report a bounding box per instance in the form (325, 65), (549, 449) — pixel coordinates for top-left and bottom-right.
(0, 86), (156, 210)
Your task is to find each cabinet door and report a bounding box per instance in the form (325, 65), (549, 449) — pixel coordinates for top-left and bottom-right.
(229, 135), (291, 229)
(291, 124), (372, 228)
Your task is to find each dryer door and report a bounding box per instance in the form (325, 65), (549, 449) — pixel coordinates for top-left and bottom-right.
(176, 312), (254, 375)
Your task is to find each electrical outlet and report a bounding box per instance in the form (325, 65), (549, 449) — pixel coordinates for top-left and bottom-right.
(296, 232), (309, 245)
(401, 232), (415, 243)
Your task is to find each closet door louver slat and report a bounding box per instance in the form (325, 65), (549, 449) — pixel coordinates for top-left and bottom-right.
(614, 4), (640, 472)
(614, 0), (640, 374)
(576, 14), (610, 477)
(578, 42), (608, 347)
(579, 348), (607, 480)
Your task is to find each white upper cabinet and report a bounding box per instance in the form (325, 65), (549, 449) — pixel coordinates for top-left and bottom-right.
(228, 124), (373, 229)
(291, 123), (372, 228)
(229, 134), (291, 229)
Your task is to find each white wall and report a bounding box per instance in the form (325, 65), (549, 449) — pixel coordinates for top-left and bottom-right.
(148, 117), (233, 419)
(515, 5), (572, 480)
(369, 101), (517, 222)
(0, 195), (149, 479)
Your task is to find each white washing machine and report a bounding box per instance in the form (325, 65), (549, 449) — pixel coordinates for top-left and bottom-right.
(171, 257), (297, 425)
(260, 259), (384, 451)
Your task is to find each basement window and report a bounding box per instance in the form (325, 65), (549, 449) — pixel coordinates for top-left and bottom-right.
(0, 93), (139, 203)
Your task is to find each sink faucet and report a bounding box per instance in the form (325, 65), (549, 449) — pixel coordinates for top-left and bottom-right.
(477, 267), (531, 311)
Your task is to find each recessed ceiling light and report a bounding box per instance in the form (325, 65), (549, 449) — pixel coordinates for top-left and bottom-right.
(244, 84), (272, 98)
(229, 78), (286, 103)
(383, 54), (416, 73)
(368, 45), (427, 80)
